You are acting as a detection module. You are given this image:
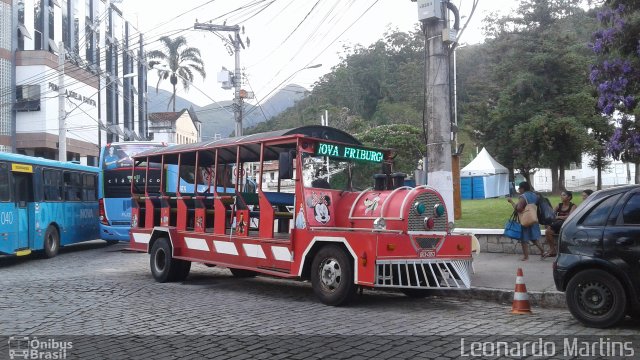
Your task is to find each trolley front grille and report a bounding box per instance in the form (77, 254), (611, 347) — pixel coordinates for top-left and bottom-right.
(375, 259), (472, 289)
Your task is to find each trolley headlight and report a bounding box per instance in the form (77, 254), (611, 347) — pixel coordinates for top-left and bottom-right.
(424, 217), (435, 230)
(434, 203), (445, 217)
(414, 201), (426, 215)
(373, 217), (386, 230)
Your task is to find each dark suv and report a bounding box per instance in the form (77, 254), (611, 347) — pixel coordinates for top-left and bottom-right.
(554, 185), (640, 328)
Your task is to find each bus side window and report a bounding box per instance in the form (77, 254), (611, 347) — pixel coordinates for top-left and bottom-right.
(63, 172), (82, 201)
(83, 174), (97, 201)
(43, 169), (62, 201)
(0, 163), (9, 202)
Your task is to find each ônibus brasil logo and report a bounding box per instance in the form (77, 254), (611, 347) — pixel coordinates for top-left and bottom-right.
(8, 336), (72, 359)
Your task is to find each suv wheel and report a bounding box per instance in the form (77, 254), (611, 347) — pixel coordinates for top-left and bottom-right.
(566, 269), (627, 328)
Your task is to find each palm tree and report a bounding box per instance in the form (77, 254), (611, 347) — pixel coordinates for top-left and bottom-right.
(148, 36), (206, 112)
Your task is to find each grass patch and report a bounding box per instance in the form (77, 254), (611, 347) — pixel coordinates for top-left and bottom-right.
(455, 194), (583, 229)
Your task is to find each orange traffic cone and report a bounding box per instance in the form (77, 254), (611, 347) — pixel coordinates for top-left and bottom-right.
(511, 267), (532, 314)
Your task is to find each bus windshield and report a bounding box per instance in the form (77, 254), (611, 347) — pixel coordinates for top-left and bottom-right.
(101, 143), (166, 198)
(102, 143), (161, 170)
(302, 153), (382, 191)
(98, 142), (169, 242)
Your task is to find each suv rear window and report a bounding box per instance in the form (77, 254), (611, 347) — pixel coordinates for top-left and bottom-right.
(581, 193), (621, 227)
(621, 193), (640, 225)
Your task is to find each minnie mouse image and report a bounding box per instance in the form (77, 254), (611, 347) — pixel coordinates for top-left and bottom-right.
(306, 192), (331, 225)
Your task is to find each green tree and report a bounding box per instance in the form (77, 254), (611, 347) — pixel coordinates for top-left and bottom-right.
(148, 36), (206, 112)
(464, 0), (598, 192)
(358, 124), (425, 175)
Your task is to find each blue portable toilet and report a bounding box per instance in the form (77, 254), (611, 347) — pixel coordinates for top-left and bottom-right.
(472, 176), (486, 199)
(461, 177), (472, 199)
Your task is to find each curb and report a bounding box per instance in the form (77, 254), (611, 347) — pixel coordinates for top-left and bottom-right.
(430, 287), (567, 309)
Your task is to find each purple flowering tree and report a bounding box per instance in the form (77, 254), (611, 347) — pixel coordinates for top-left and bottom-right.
(590, 1), (640, 181)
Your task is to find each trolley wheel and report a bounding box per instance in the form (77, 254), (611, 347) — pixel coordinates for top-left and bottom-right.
(173, 261), (192, 282)
(400, 288), (434, 298)
(149, 238), (191, 282)
(229, 268), (257, 278)
(311, 245), (357, 306)
(43, 225), (60, 258)
(566, 269), (627, 328)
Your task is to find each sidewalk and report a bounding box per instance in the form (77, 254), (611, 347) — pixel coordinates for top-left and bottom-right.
(433, 252), (566, 308)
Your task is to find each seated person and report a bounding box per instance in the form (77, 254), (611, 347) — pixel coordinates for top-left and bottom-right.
(544, 190), (576, 258)
(311, 178), (331, 189)
(581, 189), (593, 200)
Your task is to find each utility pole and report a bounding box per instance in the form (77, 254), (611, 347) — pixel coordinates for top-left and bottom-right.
(414, 0), (459, 223)
(194, 22), (244, 136)
(58, 41), (66, 162)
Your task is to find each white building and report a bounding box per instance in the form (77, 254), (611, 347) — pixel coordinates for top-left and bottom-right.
(531, 154), (637, 191)
(148, 108), (201, 144)
(1, 0), (148, 165)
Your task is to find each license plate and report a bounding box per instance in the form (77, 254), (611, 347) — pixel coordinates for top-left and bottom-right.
(419, 250), (435, 258)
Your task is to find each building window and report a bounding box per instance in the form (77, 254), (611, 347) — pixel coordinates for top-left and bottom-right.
(16, 85), (41, 112)
(73, 0), (80, 55)
(85, 0), (93, 62)
(34, 0), (44, 50)
(48, 0), (55, 53)
(62, 0), (69, 47)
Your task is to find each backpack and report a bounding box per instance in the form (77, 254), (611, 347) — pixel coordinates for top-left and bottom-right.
(536, 193), (556, 225)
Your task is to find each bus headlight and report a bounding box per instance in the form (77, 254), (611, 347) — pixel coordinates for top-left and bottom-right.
(373, 217), (386, 230)
(414, 201), (426, 215)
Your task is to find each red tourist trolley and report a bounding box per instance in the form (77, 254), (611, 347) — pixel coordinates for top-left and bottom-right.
(129, 126), (473, 305)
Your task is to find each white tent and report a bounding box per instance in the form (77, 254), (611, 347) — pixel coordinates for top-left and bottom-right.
(460, 148), (509, 199)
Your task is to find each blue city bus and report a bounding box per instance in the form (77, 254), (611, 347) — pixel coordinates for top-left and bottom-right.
(0, 153), (99, 258)
(98, 142), (169, 241)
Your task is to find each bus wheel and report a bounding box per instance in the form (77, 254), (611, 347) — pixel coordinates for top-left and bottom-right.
(150, 238), (191, 282)
(230, 268), (257, 278)
(311, 245), (357, 306)
(43, 226), (60, 258)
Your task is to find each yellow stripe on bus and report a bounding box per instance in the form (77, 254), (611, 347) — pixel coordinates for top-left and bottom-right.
(11, 163), (33, 173)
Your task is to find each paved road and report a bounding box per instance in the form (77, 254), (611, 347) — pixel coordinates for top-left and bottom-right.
(1, 241), (639, 359)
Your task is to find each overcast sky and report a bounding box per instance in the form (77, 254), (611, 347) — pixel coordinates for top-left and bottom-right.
(121, 0), (518, 108)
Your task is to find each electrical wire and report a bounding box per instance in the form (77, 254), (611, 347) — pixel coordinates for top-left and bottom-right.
(244, 0), (380, 119)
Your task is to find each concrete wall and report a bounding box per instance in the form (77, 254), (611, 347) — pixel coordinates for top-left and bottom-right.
(456, 228), (547, 255)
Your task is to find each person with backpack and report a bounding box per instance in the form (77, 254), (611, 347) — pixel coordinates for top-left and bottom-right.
(507, 182), (545, 261)
(543, 190), (577, 258)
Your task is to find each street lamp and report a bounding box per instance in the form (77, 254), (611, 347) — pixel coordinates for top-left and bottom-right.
(302, 63), (322, 70)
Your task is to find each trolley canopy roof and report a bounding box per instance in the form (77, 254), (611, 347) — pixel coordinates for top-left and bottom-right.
(134, 126), (368, 166)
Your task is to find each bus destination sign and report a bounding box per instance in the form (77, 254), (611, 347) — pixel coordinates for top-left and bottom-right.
(315, 142), (384, 163)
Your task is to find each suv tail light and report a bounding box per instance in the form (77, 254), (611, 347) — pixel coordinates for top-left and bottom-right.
(99, 199), (109, 225)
